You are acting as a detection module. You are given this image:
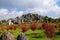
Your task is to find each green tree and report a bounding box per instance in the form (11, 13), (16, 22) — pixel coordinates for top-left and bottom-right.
(57, 18), (60, 23)
(1, 20), (7, 23)
(43, 16), (48, 23)
(48, 17), (54, 23)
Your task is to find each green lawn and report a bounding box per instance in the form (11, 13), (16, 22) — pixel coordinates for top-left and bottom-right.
(7, 29), (60, 40)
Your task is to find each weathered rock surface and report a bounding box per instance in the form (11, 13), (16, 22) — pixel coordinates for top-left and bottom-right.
(17, 33), (28, 40)
(0, 32), (16, 40)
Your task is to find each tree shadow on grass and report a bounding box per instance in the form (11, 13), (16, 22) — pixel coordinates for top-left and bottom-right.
(31, 35), (43, 38)
(0, 36), (2, 40)
(56, 32), (60, 35)
(31, 33), (45, 38)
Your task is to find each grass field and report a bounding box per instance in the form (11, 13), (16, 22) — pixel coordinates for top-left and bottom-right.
(3, 29), (59, 40)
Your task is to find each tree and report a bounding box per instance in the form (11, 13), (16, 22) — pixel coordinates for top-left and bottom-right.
(48, 17), (54, 23)
(0, 22), (2, 25)
(31, 23), (37, 31)
(57, 18), (60, 23)
(43, 16), (48, 23)
(42, 23), (55, 40)
(1, 20), (7, 23)
(21, 27), (29, 33)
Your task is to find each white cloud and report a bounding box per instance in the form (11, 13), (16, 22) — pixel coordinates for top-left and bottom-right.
(0, 0), (60, 19)
(24, 0), (60, 18)
(0, 8), (24, 20)
(0, 8), (9, 15)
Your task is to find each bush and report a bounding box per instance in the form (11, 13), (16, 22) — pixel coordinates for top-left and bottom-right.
(0, 22), (2, 26)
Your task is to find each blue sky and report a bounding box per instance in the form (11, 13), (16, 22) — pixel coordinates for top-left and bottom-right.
(0, 0), (60, 20)
(57, 0), (60, 6)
